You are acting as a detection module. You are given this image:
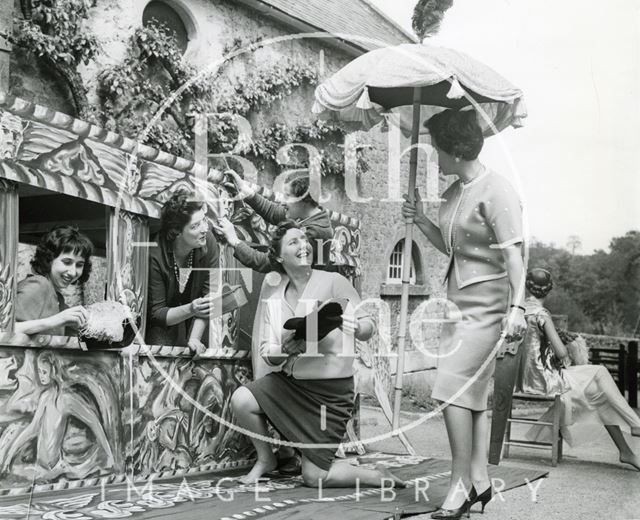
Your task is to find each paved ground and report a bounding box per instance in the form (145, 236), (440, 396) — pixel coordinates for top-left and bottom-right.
(359, 405), (640, 520)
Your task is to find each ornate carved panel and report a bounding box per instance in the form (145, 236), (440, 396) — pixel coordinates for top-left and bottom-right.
(106, 210), (150, 336)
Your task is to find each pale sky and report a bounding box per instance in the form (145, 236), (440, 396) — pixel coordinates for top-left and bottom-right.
(368, 0), (640, 253)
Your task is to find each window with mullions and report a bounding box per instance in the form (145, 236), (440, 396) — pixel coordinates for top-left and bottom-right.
(387, 240), (417, 284)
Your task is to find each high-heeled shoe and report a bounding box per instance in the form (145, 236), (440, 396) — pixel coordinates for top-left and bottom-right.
(430, 499), (471, 519)
(469, 485), (493, 514)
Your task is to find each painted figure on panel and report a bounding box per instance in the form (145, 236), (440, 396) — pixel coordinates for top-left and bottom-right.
(0, 350), (121, 482)
(133, 358), (251, 474)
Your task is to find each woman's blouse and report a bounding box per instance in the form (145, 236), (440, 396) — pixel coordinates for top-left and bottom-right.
(519, 296), (569, 395)
(438, 170), (523, 289)
(15, 274), (67, 335)
(256, 270), (371, 380)
(146, 230), (219, 347)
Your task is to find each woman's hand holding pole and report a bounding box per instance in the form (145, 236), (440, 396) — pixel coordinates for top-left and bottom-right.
(402, 189), (447, 254)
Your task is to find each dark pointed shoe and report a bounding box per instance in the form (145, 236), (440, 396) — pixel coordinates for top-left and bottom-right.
(430, 501), (471, 519)
(469, 485), (493, 514)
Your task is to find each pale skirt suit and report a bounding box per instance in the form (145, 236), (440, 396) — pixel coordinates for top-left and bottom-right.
(432, 170), (523, 411)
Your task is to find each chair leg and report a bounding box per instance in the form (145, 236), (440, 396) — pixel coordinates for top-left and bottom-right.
(557, 431), (563, 462)
(557, 414), (563, 463)
(503, 403), (513, 459)
(551, 394), (561, 467)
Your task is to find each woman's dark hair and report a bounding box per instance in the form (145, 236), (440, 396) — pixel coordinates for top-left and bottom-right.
(526, 268), (554, 298)
(268, 220), (304, 272)
(426, 109), (484, 160)
(31, 226), (93, 284)
(287, 175), (319, 207)
(160, 189), (206, 242)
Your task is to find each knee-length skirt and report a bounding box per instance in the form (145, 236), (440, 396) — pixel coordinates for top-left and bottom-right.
(245, 372), (354, 471)
(431, 275), (510, 411)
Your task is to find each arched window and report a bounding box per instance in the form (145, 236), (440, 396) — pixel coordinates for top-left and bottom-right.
(143, 1), (191, 54)
(387, 240), (417, 284)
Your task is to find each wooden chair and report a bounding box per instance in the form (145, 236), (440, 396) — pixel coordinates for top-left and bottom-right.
(503, 392), (563, 466)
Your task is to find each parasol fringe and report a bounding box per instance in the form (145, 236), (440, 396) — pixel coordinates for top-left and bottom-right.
(510, 97), (528, 128)
(356, 87), (374, 110)
(446, 77), (466, 99)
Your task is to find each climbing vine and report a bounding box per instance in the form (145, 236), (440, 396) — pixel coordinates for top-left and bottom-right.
(4, 0), (99, 117)
(94, 23), (366, 176)
(8, 4), (368, 176)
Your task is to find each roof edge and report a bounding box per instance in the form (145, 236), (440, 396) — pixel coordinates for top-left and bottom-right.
(358, 0), (419, 44)
(234, 0), (369, 55)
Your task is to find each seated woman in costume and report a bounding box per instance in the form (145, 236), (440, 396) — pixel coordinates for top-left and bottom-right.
(14, 226), (92, 336)
(146, 190), (220, 352)
(521, 268), (640, 470)
(231, 220), (405, 487)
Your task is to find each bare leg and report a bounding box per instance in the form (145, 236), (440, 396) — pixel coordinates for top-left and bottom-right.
(441, 404), (473, 509)
(585, 367), (640, 428)
(300, 456), (406, 488)
(605, 425), (640, 471)
(230, 387), (277, 483)
(470, 410), (491, 493)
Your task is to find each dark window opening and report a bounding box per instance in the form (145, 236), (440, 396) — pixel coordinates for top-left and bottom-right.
(143, 1), (190, 54)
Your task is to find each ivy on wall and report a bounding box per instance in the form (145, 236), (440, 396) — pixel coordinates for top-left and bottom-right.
(6, 3), (368, 176)
(94, 25), (367, 176)
(3, 0), (99, 118)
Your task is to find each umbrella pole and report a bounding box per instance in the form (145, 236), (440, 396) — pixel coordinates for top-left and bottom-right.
(392, 87), (422, 432)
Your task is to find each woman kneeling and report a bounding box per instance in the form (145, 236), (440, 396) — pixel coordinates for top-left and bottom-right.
(231, 221), (404, 488)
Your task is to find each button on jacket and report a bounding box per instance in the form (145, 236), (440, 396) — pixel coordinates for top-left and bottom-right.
(439, 170), (523, 289)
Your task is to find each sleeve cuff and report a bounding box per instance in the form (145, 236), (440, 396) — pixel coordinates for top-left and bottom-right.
(489, 237), (524, 249)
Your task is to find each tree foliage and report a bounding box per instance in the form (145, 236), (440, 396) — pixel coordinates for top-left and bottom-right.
(528, 231), (640, 336)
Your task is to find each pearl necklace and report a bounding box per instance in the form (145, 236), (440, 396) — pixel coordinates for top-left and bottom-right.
(171, 249), (194, 294)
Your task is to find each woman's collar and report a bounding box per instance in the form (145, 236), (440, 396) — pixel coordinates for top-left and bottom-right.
(460, 168), (490, 189)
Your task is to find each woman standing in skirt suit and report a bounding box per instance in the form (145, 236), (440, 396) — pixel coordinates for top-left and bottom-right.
(402, 109), (527, 518)
(231, 221), (405, 488)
